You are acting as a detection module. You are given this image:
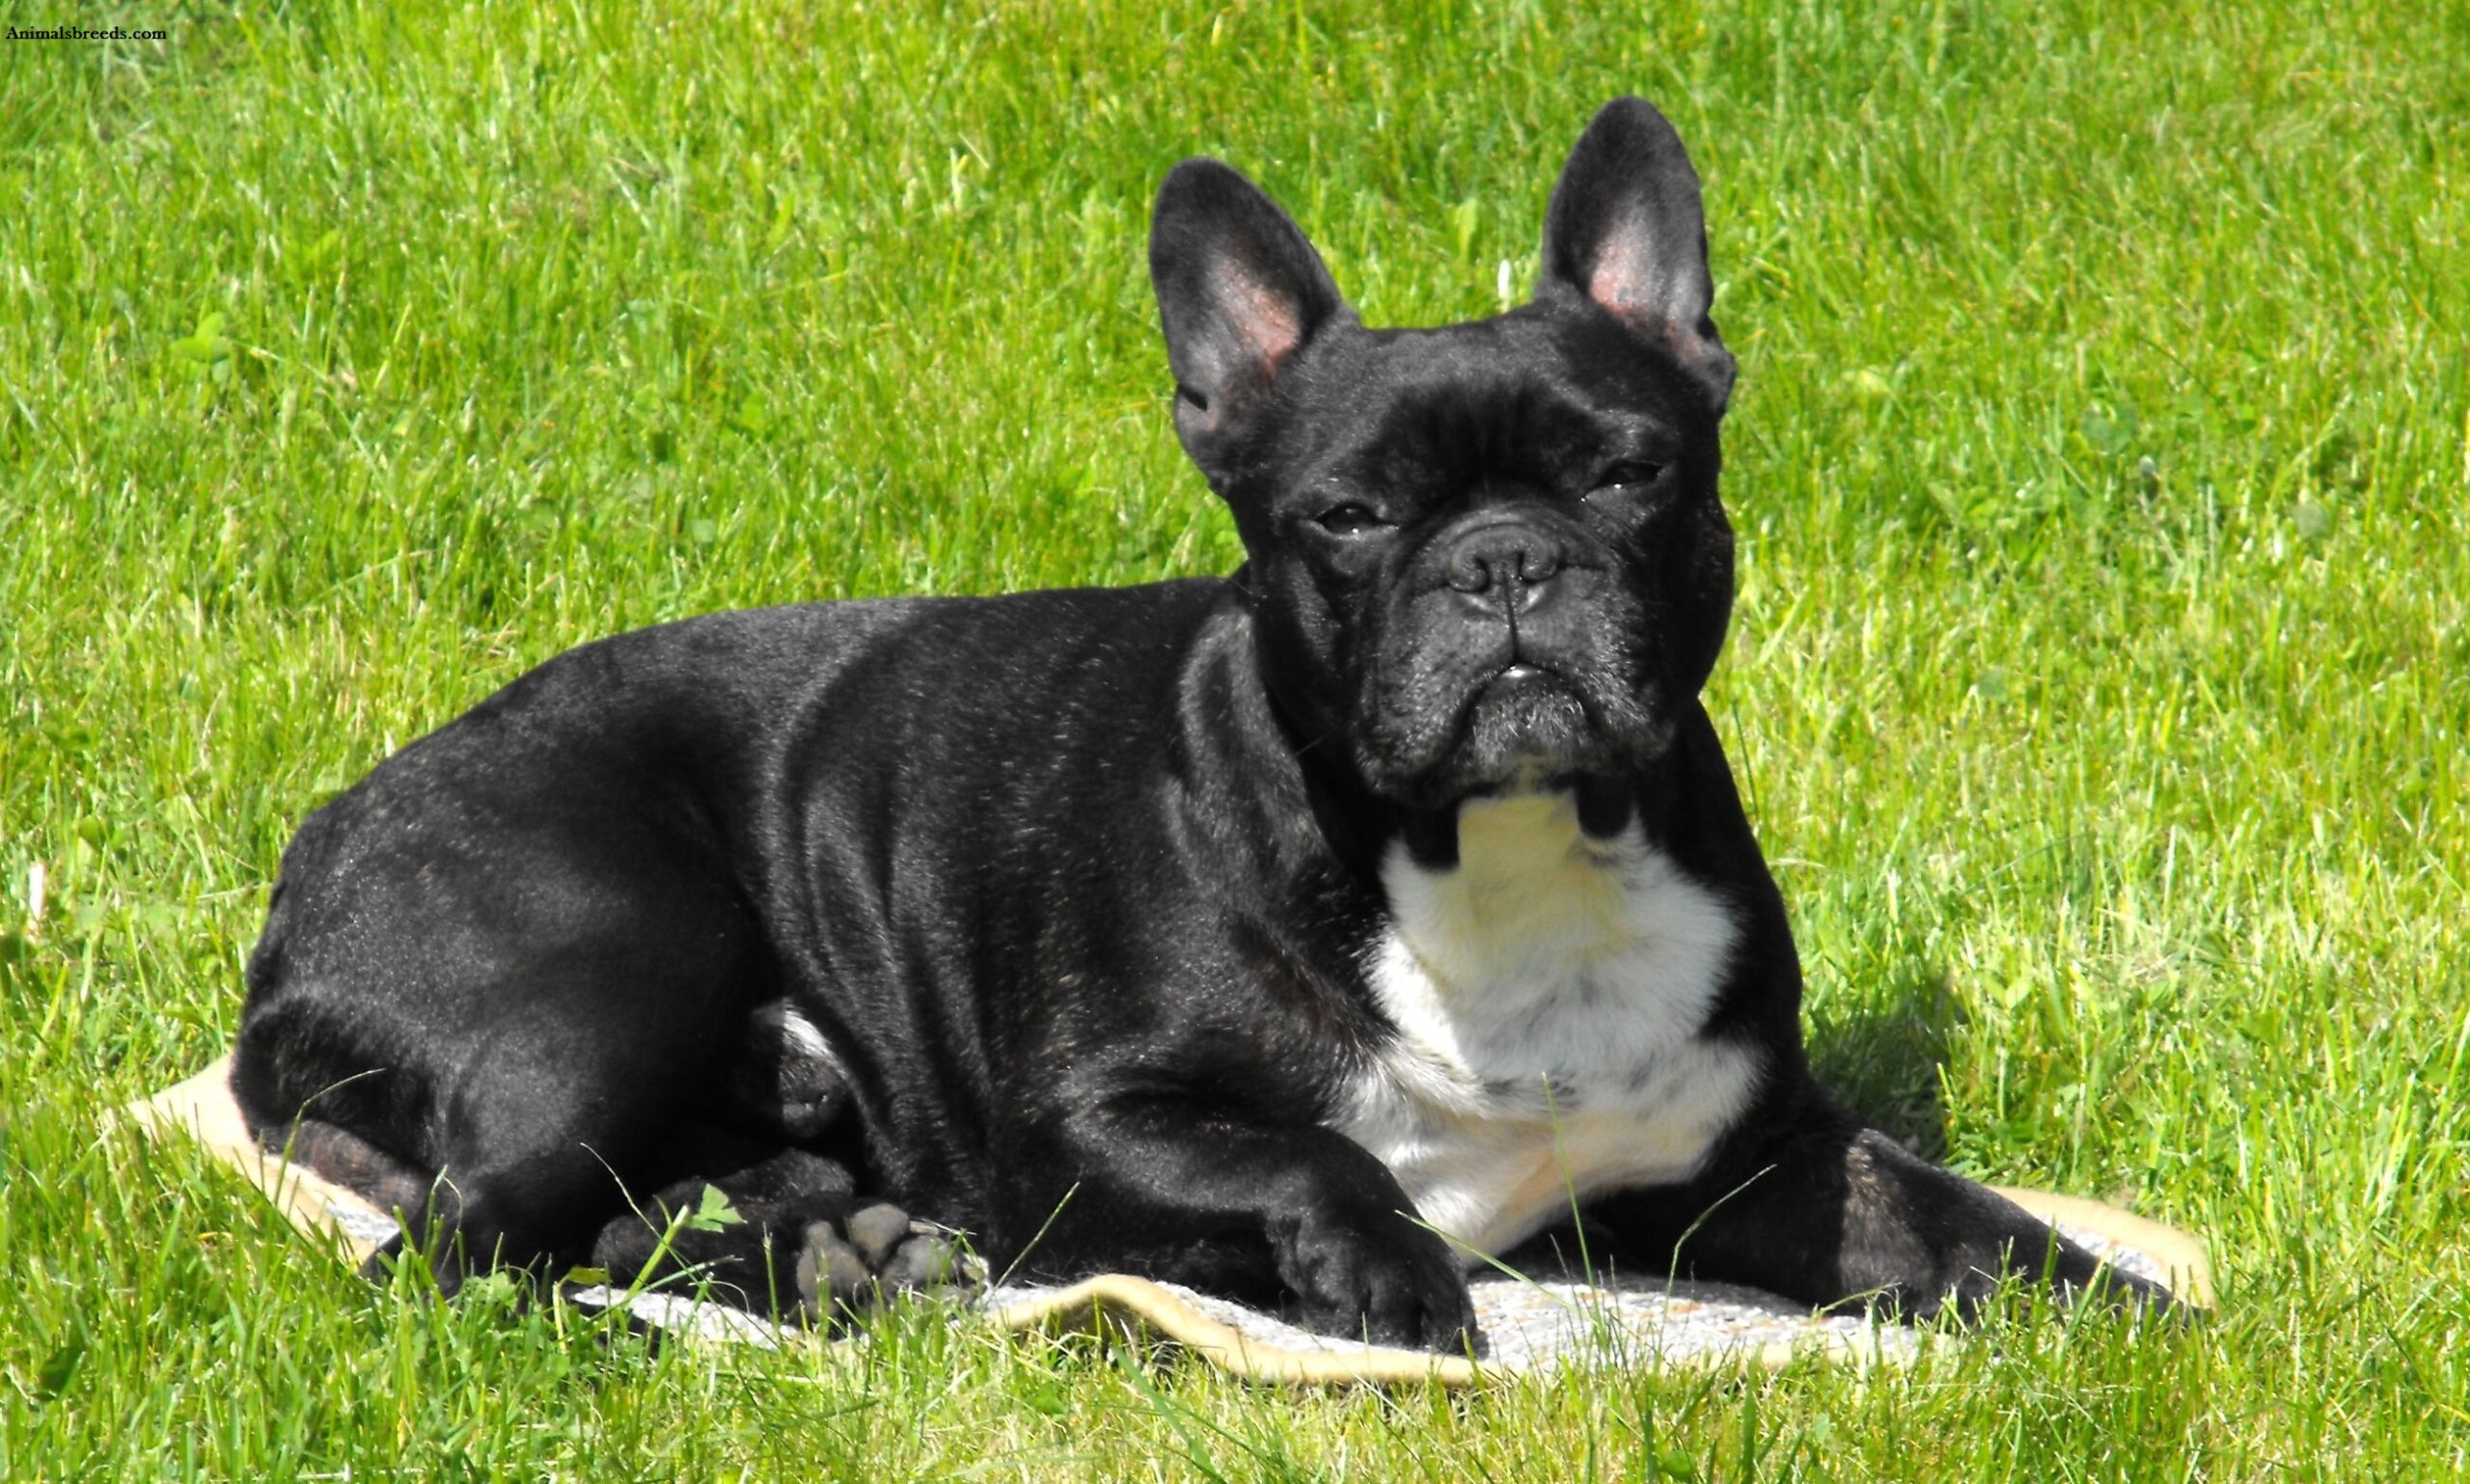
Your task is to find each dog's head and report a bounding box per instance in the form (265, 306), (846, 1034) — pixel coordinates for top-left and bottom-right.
(1152, 97), (1737, 822)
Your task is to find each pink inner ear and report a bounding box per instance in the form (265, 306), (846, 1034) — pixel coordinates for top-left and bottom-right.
(1226, 267), (1304, 375)
(1584, 215), (1659, 321)
(1586, 221), (1719, 371)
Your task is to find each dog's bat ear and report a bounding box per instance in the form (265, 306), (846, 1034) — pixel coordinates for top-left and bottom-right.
(1150, 159), (1348, 467)
(1538, 97), (1737, 416)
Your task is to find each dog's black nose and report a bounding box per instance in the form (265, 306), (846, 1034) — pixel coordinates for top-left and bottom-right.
(1442, 522), (1564, 610)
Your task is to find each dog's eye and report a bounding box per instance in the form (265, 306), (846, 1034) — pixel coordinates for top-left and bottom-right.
(1314, 503), (1386, 536)
(1594, 461), (1666, 490)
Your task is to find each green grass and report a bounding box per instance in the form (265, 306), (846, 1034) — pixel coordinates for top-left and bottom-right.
(5, 0), (2467, 1476)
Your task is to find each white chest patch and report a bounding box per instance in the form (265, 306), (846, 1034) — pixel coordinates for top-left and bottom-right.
(1332, 790), (1762, 1263)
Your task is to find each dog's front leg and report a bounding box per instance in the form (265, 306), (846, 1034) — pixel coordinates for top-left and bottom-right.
(996, 1092), (1477, 1350)
(1588, 1089), (2177, 1320)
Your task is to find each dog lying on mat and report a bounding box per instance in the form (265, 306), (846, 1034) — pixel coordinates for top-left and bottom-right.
(232, 97), (2170, 1350)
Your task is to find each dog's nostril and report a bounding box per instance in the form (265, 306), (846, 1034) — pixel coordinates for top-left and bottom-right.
(1446, 550), (1495, 594)
(1444, 523), (1568, 602)
(1515, 546), (1561, 585)
(1446, 539), (1563, 600)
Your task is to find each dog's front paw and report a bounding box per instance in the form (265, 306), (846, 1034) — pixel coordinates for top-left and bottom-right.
(2045, 1256), (2189, 1325)
(1848, 1237), (2185, 1327)
(1273, 1205), (1478, 1352)
(795, 1201), (979, 1324)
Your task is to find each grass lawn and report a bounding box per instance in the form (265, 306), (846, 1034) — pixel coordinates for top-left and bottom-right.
(4, 0), (2466, 1476)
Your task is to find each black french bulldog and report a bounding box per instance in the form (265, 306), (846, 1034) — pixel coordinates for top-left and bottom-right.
(232, 97), (2168, 1350)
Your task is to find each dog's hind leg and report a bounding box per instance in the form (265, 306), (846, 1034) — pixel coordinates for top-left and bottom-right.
(399, 922), (847, 1294)
(232, 748), (965, 1321)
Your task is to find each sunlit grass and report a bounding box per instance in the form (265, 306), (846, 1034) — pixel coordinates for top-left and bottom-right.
(3, 1), (2465, 1477)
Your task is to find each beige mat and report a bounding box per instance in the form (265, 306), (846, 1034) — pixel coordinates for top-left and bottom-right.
(124, 1058), (2213, 1387)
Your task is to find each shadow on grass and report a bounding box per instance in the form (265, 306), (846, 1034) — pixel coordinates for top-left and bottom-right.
(1803, 963), (1966, 1163)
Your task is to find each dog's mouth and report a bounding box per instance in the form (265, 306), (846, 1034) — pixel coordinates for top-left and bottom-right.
(1461, 662), (1599, 760)
(1362, 655), (1669, 818)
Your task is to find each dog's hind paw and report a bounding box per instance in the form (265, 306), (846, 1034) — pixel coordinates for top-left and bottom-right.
(795, 1202), (978, 1322)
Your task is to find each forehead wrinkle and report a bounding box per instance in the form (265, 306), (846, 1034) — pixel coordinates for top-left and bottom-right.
(1362, 365), (1599, 485)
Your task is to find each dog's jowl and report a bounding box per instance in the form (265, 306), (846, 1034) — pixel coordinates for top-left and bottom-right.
(232, 96), (2171, 1349)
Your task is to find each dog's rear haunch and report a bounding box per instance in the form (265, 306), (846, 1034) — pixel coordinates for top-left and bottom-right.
(234, 97), (2174, 1349)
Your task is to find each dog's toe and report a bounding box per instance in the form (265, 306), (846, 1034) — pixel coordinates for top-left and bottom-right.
(793, 1205), (980, 1325)
(795, 1221), (878, 1316)
(842, 1201), (915, 1269)
(879, 1229), (966, 1289)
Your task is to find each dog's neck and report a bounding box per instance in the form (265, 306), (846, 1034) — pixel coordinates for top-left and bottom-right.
(1379, 782), (1706, 982)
